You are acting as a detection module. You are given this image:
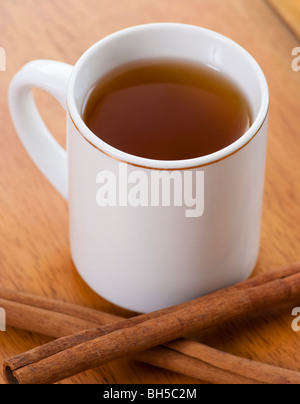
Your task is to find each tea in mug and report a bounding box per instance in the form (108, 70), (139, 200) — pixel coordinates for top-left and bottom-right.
(83, 59), (251, 160)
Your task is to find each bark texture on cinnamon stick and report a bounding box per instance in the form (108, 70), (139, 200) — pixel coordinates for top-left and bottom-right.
(0, 294), (275, 385)
(2, 265), (300, 385)
(0, 270), (298, 385)
(3, 262), (300, 384)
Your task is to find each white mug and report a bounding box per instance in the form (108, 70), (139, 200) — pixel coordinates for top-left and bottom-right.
(9, 24), (269, 313)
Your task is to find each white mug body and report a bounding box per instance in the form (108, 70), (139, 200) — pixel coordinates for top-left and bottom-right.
(9, 24), (269, 312)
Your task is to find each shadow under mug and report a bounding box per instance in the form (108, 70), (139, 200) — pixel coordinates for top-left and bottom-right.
(9, 23), (269, 313)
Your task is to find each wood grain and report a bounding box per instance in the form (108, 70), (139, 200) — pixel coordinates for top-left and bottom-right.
(0, 0), (300, 384)
(267, 0), (300, 39)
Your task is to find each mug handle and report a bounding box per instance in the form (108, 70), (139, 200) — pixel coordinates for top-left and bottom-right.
(8, 60), (73, 200)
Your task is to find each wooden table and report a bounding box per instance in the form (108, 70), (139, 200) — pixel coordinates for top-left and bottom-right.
(0, 0), (300, 384)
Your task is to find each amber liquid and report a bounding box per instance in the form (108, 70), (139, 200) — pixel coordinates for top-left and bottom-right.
(83, 60), (251, 161)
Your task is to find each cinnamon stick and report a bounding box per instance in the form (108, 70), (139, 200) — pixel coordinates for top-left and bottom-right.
(0, 295), (271, 385)
(0, 295), (282, 385)
(0, 269), (298, 384)
(164, 339), (300, 384)
(3, 262), (300, 384)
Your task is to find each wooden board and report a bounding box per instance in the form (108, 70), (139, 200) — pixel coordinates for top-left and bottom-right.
(0, 0), (300, 384)
(267, 0), (300, 39)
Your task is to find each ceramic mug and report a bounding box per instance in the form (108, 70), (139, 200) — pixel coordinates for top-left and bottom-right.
(9, 23), (269, 313)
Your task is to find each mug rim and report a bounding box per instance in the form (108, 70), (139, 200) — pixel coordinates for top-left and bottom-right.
(67, 23), (269, 170)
